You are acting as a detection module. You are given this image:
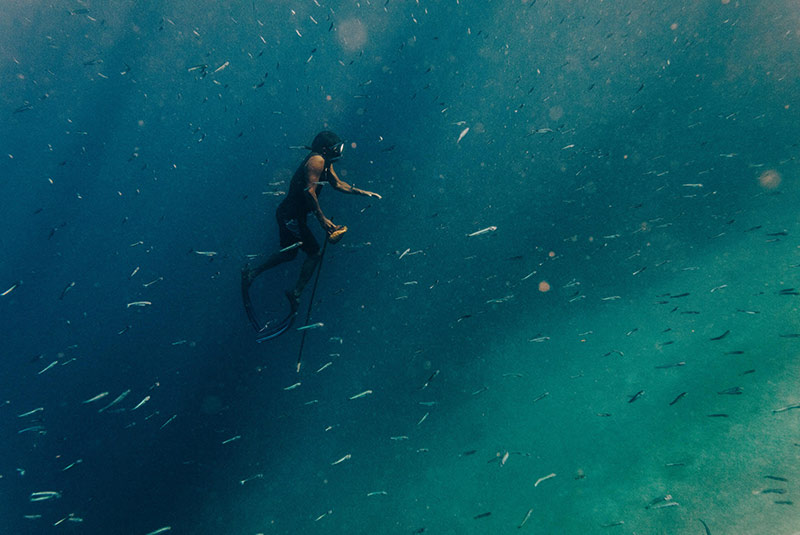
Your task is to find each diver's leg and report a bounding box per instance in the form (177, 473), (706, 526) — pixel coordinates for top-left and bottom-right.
(295, 253), (321, 294)
(243, 251), (293, 285)
(286, 252), (320, 311)
(286, 221), (321, 308)
(241, 251), (296, 331)
(243, 213), (300, 285)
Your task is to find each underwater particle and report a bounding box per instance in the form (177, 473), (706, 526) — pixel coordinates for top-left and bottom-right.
(758, 169), (781, 190)
(548, 251), (555, 258)
(538, 281), (551, 292)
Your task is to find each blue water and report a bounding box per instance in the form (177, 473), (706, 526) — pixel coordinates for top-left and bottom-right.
(2, 1), (799, 533)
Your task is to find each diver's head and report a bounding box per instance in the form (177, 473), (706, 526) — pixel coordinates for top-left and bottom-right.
(311, 131), (344, 162)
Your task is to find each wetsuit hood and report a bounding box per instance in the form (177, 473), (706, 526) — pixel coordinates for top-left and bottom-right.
(311, 131), (344, 162)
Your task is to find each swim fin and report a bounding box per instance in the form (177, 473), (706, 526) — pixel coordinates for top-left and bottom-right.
(255, 312), (296, 343)
(241, 268), (263, 332)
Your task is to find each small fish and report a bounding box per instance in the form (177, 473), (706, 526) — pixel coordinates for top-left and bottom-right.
(645, 494), (675, 509)
(650, 501), (679, 509)
(222, 435), (241, 445)
(194, 250), (217, 257)
(628, 390), (644, 403)
(331, 454), (351, 465)
(473, 512), (491, 519)
(601, 521), (624, 528)
(283, 382), (301, 391)
(160, 414), (177, 429)
(710, 330), (730, 341)
(127, 301), (152, 308)
(772, 403), (800, 414)
(279, 242), (303, 253)
(349, 390), (373, 400)
(717, 386), (743, 395)
(707, 413), (729, 418)
(467, 226), (497, 237)
(297, 322), (324, 331)
(38, 361), (58, 374)
(486, 294), (514, 304)
(213, 61), (229, 73)
(59, 281), (75, 300)
(532, 392), (549, 403)
(534, 473), (556, 487)
(764, 475), (788, 482)
(669, 392), (687, 405)
(456, 127), (470, 143)
(14, 103), (34, 113)
(1, 281), (20, 296)
(61, 459), (82, 471)
(131, 395), (150, 410)
(30, 491), (62, 502)
(655, 362), (685, 369)
(17, 407), (44, 418)
(421, 370), (439, 389)
(239, 473), (263, 485)
(759, 488), (787, 494)
(18, 425), (45, 434)
(98, 389), (131, 413)
(143, 277), (163, 288)
(518, 508), (533, 528)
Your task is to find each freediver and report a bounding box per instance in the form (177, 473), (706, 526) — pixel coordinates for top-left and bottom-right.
(241, 131), (381, 333)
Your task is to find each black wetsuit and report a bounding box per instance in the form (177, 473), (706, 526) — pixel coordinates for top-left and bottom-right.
(275, 153), (329, 255)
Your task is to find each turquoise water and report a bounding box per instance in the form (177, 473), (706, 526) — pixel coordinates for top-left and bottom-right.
(1, 1), (799, 533)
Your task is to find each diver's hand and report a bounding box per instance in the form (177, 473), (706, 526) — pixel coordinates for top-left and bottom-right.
(359, 189), (382, 199)
(321, 217), (338, 234)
